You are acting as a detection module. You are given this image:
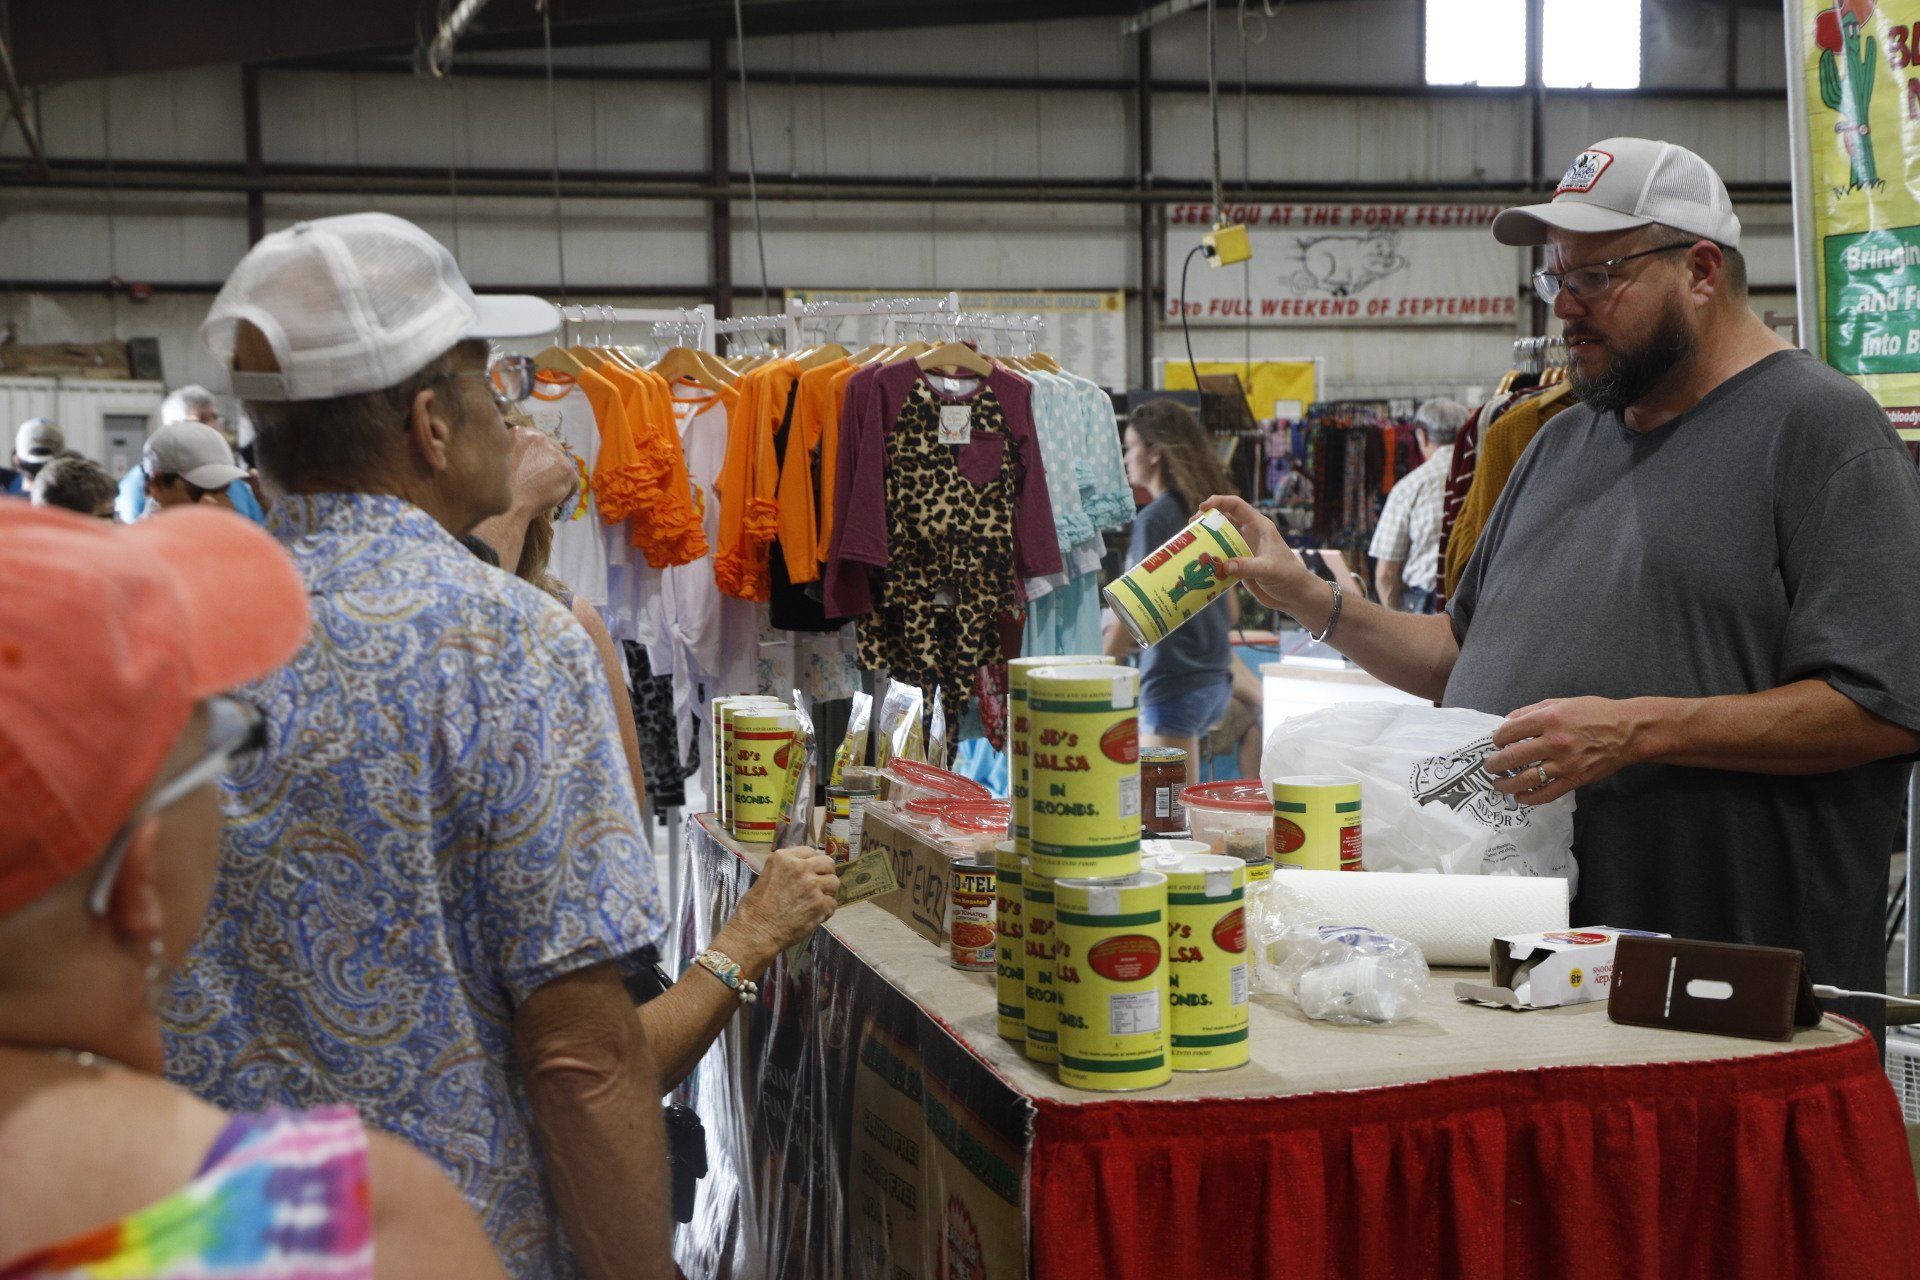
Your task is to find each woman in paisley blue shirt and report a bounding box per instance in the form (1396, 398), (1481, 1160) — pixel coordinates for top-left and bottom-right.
(475, 420), (842, 1090)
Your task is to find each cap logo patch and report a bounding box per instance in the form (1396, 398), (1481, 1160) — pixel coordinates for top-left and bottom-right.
(1557, 149), (1614, 196)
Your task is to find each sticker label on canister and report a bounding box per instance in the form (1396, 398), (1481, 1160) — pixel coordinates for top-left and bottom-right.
(1053, 871), (1171, 1092)
(1022, 863), (1059, 1063)
(730, 709), (797, 844)
(1164, 855), (1250, 1072)
(1271, 776), (1364, 872)
(1104, 509), (1252, 648)
(1008, 655), (1112, 855)
(1028, 666), (1142, 880)
(995, 841), (1026, 1041)
(950, 862), (997, 971)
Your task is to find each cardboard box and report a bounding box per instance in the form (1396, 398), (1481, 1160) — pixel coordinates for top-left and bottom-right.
(857, 801), (981, 948)
(1455, 927), (1667, 1010)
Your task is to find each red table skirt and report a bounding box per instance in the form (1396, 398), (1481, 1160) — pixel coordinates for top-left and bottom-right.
(1030, 1031), (1919, 1279)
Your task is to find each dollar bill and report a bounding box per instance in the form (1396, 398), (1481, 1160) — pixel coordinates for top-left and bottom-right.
(836, 846), (900, 906)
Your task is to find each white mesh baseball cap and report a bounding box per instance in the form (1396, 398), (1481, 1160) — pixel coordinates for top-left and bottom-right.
(203, 213), (560, 402)
(1493, 138), (1741, 250)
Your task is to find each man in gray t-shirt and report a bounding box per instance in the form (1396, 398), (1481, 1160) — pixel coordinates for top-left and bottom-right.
(1205, 138), (1920, 1027)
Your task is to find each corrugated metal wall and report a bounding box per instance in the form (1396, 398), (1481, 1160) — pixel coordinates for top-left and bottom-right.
(0, 1), (1798, 405)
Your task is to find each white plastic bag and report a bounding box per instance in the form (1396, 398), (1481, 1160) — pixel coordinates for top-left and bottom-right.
(1277, 924), (1429, 1026)
(1260, 702), (1578, 891)
(1246, 877), (1331, 995)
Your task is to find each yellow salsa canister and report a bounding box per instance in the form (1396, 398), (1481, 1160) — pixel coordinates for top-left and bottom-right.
(1026, 664), (1141, 881)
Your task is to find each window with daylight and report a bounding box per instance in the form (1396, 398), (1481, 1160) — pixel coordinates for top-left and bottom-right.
(1543, 0), (1643, 88)
(1424, 0), (1527, 87)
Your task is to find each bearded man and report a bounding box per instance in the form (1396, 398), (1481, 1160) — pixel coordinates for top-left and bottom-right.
(1207, 138), (1920, 1031)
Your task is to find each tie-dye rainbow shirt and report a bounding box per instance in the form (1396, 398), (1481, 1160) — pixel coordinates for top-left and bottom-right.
(0, 1106), (372, 1279)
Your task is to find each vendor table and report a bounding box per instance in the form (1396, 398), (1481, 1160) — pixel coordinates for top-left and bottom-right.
(672, 815), (1920, 1280)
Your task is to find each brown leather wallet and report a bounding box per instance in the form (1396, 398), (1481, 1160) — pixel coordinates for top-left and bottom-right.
(1607, 936), (1824, 1041)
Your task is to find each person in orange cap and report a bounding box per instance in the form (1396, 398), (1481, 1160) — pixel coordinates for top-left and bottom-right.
(0, 503), (506, 1280)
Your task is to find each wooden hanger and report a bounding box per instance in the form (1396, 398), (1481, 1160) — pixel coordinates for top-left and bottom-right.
(534, 343), (587, 375)
(916, 340), (994, 376)
(796, 342), (849, 371)
(1025, 350), (1063, 373)
(653, 346), (735, 390)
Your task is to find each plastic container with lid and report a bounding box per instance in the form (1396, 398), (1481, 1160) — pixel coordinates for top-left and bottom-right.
(1180, 780), (1274, 856)
(883, 758), (991, 808)
(904, 797), (962, 825)
(936, 799), (1014, 854)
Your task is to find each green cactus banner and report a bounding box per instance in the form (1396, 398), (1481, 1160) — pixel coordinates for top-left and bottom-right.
(1797, 0), (1920, 436)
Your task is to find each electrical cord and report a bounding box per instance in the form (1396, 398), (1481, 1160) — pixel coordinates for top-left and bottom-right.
(732, 0), (774, 315)
(1180, 243), (1206, 394)
(538, 0), (568, 303)
(1206, 0), (1224, 220)
(1813, 985), (1920, 1006)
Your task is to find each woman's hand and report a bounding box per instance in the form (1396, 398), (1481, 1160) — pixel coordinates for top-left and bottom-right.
(717, 846), (840, 973)
(1199, 495), (1328, 622)
(506, 427), (578, 517)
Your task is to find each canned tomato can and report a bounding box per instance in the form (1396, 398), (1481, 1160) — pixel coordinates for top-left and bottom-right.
(824, 784), (878, 864)
(994, 841), (1026, 1040)
(1163, 854), (1250, 1072)
(1140, 746), (1190, 835)
(1052, 870), (1172, 1092)
(1008, 655), (1113, 856)
(1270, 776), (1364, 871)
(730, 706), (797, 845)
(1104, 509), (1252, 647)
(949, 859), (998, 972)
(1022, 861), (1059, 1064)
(1027, 665), (1141, 880)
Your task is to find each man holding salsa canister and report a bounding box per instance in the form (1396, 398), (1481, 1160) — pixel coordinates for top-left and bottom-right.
(1207, 138), (1920, 1031)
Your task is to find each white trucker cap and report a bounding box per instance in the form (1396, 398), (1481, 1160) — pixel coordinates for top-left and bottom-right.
(203, 213), (560, 402)
(1493, 138), (1741, 250)
(14, 418), (62, 465)
(142, 419), (248, 490)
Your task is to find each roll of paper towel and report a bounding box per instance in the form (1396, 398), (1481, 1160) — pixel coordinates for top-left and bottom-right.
(1270, 871), (1568, 966)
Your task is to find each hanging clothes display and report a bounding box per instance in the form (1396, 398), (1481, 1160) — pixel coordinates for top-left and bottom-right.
(523, 368), (615, 609)
(655, 377), (757, 762)
(1021, 367), (1133, 659)
(622, 641), (697, 812)
(1442, 380), (1578, 597)
(1436, 337), (1575, 604)
(828, 358), (1063, 735)
(715, 357), (802, 603)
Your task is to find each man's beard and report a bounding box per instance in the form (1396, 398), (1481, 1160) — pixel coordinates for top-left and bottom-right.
(1567, 300), (1695, 415)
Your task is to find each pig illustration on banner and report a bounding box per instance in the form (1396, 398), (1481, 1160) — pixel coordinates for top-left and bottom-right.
(1288, 229), (1410, 298)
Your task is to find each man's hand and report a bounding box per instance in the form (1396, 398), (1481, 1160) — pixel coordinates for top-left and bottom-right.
(507, 426), (578, 515)
(1199, 495), (1328, 621)
(718, 846), (839, 971)
(1485, 696), (1652, 806)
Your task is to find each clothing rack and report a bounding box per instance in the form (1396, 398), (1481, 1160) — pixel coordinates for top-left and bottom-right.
(875, 294), (962, 342)
(1511, 335), (1566, 377)
(555, 304), (716, 354)
(782, 293), (959, 347)
(949, 311), (1045, 354)
(712, 312), (798, 354)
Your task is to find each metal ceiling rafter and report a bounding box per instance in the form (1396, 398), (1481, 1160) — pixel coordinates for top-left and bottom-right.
(0, 17), (44, 177)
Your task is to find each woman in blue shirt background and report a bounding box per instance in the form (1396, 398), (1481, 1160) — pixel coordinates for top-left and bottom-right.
(1104, 399), (1238, 784)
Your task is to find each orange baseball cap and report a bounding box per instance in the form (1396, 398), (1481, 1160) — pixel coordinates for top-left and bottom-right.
(0, 503), (310, 917)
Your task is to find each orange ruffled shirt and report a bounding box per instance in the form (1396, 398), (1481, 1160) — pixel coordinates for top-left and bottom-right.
(715, 358), (801, 601)
(774, 357), (851, 585)
(594, 362), (708, 568)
